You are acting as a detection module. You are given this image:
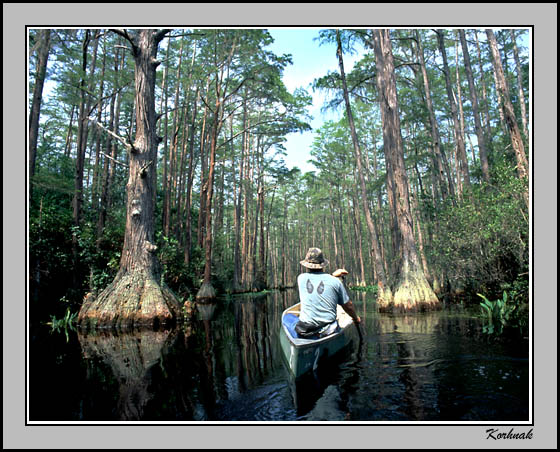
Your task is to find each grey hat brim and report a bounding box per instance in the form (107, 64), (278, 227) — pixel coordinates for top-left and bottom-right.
(300, 259), (329, 269)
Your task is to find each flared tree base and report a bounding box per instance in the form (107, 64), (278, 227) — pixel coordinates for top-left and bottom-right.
(378, 267), (440, 313)
(195, 281), (217, 303)
(78, 270), (184, 330)
(376, 285), (394, 308)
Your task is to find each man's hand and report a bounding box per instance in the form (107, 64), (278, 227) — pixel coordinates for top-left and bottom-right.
(332, 268), (349, 278)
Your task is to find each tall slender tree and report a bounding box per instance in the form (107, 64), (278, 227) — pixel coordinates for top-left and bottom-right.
(510, 30), (529, 141)
(435, 30), (470, 195)
(29, 29), (52, 183)
(415, 30), (456, 202)
(335, 29), (393, 305)
(459, 29), (490, 182)
(486, 29), (529, 187)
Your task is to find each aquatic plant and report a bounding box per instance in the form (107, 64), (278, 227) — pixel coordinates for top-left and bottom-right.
(477, 291), (527, 336)
(47, 306), (78, 342)
(349, 285), (379, 294)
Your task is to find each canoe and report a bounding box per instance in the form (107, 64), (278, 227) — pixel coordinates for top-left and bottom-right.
(279, 302), (356, 379)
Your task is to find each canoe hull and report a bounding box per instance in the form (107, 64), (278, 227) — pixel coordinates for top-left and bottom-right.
(279, 303), (356, 379)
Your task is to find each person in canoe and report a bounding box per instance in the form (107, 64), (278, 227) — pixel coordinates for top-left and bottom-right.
(295, 247), (361, 338)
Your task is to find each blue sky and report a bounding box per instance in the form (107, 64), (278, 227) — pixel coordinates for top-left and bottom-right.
(266, 28), (363, 174)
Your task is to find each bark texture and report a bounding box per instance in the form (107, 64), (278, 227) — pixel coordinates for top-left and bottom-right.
(372, 29), (439, 313)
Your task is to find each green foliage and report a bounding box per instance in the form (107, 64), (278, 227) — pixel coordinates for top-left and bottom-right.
(29, 188), (76, 319)
(349, 285), (379, 294)
(478, 292), (514, 330)
(429, 157), (529, 300)
(156, 232), (203, 298)
(477, 290), (528, 337)
(46, 297), (78, 342)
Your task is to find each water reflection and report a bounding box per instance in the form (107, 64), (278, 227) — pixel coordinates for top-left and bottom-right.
(202, 291), (296, 420)
(32, 289), (528, 422)
(287, 339), (363, 420)
(78, 328), (177, 420)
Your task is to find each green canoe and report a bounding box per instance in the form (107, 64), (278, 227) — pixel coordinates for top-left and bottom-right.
(279, 302), (356, 379)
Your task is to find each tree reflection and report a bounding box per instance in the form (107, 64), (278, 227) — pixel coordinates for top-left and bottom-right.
(374, 314), (440, 420)
(78, 328), (177, 421)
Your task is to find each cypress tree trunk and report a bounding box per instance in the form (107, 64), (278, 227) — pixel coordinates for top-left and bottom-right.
(79, 29), (184, 330)
(92, 36), (107, 213)
(165, 38), (185, 238)
(197, 33), (238, 300)
(96, 84), (116, 244)
(160, 39), (170, 238)
(254, 158), (267, 292)
(371, 29), (439, 312)
(349, 193), (366, 286)
(232, 97), (247, 292)
(196, 99), (221, 301)
(72, 31), (95, 289)
(336, 30), (393, 305)
(183, 88), (199, 268)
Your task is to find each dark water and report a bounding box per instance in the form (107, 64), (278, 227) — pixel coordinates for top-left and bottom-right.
(28, 289), (529, 422)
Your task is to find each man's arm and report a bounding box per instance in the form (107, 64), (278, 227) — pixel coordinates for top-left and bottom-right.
(341, 301), (361, 324)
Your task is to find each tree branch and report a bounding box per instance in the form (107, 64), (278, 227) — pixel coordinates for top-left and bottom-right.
(199, 95), (215, 115)
(110, 29), (135, 46)
(216, 117), (286, 151)
(88, 117), (133, 151)
(154, 29), (172, 44)
(223, 76), (253, 104)
(87, 81), (133, 118)
(99, 150), (129, 168)
(166, 32), (206, 39)
(394, 61), (420, 70)
(139, 160), (153, 178)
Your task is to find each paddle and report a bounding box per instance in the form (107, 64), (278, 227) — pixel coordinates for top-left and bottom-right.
(354, 317), (364, 342)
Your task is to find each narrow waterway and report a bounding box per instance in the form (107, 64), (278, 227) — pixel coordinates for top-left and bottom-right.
(28, 289), (529, 422)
